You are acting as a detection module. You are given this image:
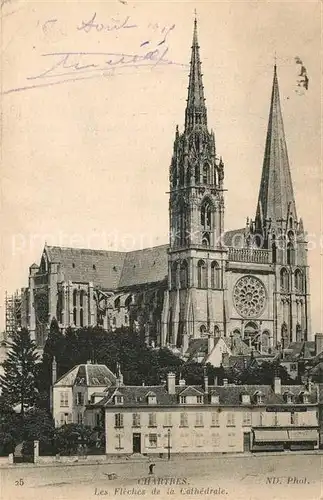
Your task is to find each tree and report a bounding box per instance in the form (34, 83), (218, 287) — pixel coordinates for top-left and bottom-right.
(0, 329), (39, 417)
(54, 424), (96, 456)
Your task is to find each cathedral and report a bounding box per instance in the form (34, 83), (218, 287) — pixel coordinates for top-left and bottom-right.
(20, 19), (311, 353)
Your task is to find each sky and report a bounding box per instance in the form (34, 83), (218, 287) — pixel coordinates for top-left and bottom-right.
(0, 0), (322, 333)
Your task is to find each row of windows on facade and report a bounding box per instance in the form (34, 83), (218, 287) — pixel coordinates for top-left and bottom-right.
(173, 165), (220, 188)
(113, 410), (307, 429)
(171, 260), (221, 289)
(114, 432), (237, 449)
(280, 268), (304, 292)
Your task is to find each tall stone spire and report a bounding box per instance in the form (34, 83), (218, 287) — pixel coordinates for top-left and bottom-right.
(255, 65), (297, 232)
(184, 16), (207, 131)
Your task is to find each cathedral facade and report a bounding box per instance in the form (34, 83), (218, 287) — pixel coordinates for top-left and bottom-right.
(21, 19), (311, 353)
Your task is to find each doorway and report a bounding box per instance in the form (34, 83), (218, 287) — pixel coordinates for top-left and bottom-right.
(243, 432), (251, 452)
(133, 433), (141, 453)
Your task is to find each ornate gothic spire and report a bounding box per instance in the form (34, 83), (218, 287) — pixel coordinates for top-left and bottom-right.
(255, 65), (297, 231)
(184, 16), (207, 132)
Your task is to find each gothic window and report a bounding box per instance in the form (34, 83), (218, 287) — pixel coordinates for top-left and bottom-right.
(80, 291), (85, 328)
(180, 260), (188, 289)
(287, 242), (295, 265)
(200, 325), (207, 335)
(214, 325), (220, 337)
(171, 262), (178, 289)
(287, 231), (295, 265)
(73, 290), (77, 326)
(201, 200), (212, 230)
(233, 277), (267, 318)
(197, 260), (207, 288)
(202, 163), (210, 184)
(281, 322), (288, 349)
(261, 330), (270, 353)
(195, 165), (200, 184)
(294, 269), (303, 293)
(272, 235), (277, 264)
(280, 268), (289, 291)
(211, 261), (221, 289)
(178, 210), (187, 247)
(296, 323), (302, 342)
(202, 233), (210, 247)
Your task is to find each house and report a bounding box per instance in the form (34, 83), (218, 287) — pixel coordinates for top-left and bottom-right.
(183, 334), (262, 367)
(84, 372), (319, 456)
(51, 360), (117, 427)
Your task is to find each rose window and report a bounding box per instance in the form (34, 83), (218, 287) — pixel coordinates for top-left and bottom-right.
(233, 276), (267, 318)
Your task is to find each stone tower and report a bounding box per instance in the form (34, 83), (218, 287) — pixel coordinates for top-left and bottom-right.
(250, 65), (310, 345)
(161, 18), (227, 348)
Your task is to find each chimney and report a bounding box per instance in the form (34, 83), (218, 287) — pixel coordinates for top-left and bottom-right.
(223, 378), (228, 386)
(116, 362), (124, 388)
(315, 333), (323, 355)
(87, 360), (91, 365)
(203, 368), (208, 393)
(208, 335), (214, 354)
(167, 372), (176, 395)
(274, 376), (281, 395)
(52, 356), (57, 385)
(178, 378), (186, 386)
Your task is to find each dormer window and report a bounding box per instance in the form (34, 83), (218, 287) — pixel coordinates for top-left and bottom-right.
(299, 391), (310, 404)
(284, 391), (293, 404)
(179, 396), (187, 404)
(211, 394), (220, 404)
(114, 395), (124, 405)
(241, 394), (251, 405)
(147, 395), (157, 405)
(254, 391), (264, 405)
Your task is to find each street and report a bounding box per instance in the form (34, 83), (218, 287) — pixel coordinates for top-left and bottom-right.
(1, 453), (322, 500)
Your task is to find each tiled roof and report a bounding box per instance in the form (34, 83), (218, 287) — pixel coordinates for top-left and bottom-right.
(54, 363), (117, 387)
(184, 339), (209, 361)
(89, 382), (318, 408)
(44, 230), (241, 291)
(46, 246), (125, 289)
(119, 245), (168, 288)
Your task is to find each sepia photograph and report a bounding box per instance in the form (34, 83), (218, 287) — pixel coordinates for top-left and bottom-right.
(0, 0), (322, 499)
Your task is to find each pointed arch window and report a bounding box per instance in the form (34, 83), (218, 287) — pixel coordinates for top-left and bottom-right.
(287, 242), (295, 265)
(195, 165), (200, 184)
(281, 322), (288, 349)
(80, 291), (85, 327)
(211, 261), (221, 289)
(73, 290), (77, 326)
(201, 200), (212, 230)
(202, 163), (210, 184)
(180, 260), (189, 289)
(287, 231), (295, 265)
(214, 325), (220, 337)
(294, 269), (303, 293)
(202, 233), (210, 247)
(271, 235), (277, 264)
(296, 323), (302, 342)
(280, 268), (289, 291)
(197, 260), (207, 288)
(171, 262), (178, 290)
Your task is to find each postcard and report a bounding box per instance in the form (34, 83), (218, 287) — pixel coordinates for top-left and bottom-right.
(0, 0), (321, 499)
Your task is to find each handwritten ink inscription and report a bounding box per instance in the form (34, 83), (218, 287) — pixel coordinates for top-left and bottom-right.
(3, 10), (183, 94)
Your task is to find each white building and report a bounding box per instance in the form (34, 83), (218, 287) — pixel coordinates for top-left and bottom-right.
(51, 361), (117, 427)
(85, 373), (319, 456)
